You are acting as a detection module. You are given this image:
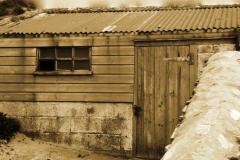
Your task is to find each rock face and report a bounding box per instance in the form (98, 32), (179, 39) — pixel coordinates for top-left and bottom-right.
(162, 51), (240, 160)
(0, 0), (36, 17)
(197, 44), (236, 77)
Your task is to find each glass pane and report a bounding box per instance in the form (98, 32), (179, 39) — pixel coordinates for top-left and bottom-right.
(38, 60), (55, 71)
(75, 48), (89, 59)
(74, 60), (90, 70)
(57, 60), (72, 70)
(39, 48), (55, 59)
(57, 47), (72, 58)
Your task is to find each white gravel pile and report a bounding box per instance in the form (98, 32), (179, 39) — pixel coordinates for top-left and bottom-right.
(162, 51), (240, 160)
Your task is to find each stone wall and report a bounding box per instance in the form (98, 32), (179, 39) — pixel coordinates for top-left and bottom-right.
(0, 102), (133, 154)
(197, 43), (236, 76)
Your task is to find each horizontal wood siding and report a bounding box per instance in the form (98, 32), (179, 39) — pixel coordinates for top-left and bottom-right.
(0, 84), (133, 93)
(0, 48), (36, 57)
(0, 57), (36, 66)
(0, 65), (134, 75)
(0, 46), (134, 102)
(92, 46), (134, 56)
(0, 37), (134, 47)
(0, 75), (134, 84)
(92, 56), (134, 65)
(0, 93), (133, 102)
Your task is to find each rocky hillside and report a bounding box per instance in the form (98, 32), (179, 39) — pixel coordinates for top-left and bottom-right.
(0, 0), (36, 17)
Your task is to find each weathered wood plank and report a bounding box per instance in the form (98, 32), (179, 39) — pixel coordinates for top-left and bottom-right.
(148, 47), (155, 159)
(92, 56), (134, 65)
(92, 46), (134, 56)
(0, 66), (36, 74)
(92, 65), (134, 75)
(166, 46), (178, 144)
(136, 47), (144, 156)
(0, 56), (133, 66)
(132, 46), (138, 156)
(0, 93), (134, 102)
(143, 47), (149, 158)
(0, 84), (133, 93)
(178, 46), (190, 116)
(190, 45), (198, 95)
(0, 65), (134, 75)
(0, 57), (36, 66)
(0, 36), (134, 47)
(93, 36), (134, 46)
(0, 75), (134, 84)
(154, 46), (167, 156)
(0, 48), (36, 57)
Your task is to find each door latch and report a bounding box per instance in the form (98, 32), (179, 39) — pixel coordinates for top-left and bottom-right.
(133, 105), (142, 116)
(188, 54), (194, 65)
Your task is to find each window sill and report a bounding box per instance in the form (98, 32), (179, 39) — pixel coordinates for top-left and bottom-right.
(33, 70), (93, 76)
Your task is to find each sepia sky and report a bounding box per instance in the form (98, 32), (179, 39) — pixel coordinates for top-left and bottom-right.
(40, 0), (236, 8)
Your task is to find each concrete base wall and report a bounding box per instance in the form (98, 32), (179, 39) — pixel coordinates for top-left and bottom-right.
(0, 102), (133, 154)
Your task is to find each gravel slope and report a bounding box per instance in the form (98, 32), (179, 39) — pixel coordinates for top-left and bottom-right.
(0, 134), (128, 160)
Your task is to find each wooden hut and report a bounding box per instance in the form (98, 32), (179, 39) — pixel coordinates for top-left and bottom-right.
(0, 5), (239, 159)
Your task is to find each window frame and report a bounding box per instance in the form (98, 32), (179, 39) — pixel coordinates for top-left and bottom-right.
(35, 46), (93, 76)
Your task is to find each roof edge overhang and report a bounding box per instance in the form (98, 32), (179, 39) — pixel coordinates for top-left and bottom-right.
(0, 29), (239, 40)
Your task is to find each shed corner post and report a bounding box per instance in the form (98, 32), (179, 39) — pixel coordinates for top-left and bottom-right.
(132, 43), (139, 157)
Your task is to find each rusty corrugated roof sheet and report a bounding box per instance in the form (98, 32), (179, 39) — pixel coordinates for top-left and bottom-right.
(1, 5), (240, 35)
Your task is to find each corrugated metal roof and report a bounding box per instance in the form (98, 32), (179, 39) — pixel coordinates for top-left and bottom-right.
(1, 5), (240, 35)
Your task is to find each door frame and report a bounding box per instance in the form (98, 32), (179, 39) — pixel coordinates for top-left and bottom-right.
(133, 40), (199, 159)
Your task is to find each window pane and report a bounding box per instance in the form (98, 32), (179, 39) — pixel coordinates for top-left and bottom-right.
(75, 48), (89, 59)
(57, 60), (72, 70)
(38, 60), (55, 71)
(74, 60), (90, 70)
(39, 48), (55, 59)
(57, 47), (72, 58)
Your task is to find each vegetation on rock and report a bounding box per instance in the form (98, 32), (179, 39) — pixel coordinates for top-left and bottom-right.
(0, 0), (36, 17)
(162, 0), (202, 7)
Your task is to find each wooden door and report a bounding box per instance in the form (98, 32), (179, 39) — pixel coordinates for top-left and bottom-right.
(135, 45), (198, 159)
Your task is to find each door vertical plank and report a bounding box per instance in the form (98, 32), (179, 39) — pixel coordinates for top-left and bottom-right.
(178, 46), (191, 116)
(140, 47), (145, 156)
(189, 45), (198, 95)
(173, 46), (179, 143)
(136, 47), (144, 156)
(143, 47), (154, 159)
(165, 46), (170, 145)
(136, 47), (140, 155)
(143, 47), (149, 158)
(149, 47), (155, 159)
(154, 46), (167, 158)
(166, 46), (178, 144)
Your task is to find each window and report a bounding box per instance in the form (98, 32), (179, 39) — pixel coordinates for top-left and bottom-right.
(37, 47), (91, 73)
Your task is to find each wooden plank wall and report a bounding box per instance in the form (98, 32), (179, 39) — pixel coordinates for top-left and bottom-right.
(0, 45), (134, 102)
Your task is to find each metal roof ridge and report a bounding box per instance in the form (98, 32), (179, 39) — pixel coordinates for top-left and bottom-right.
(43, 4), (240, 14)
